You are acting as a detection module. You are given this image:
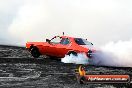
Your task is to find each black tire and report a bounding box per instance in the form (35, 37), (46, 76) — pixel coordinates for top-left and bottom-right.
(67, 51), (77, 56)
(31, 47), (40, 58)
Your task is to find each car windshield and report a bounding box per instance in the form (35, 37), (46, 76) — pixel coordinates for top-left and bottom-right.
(74, 38), (93, 45)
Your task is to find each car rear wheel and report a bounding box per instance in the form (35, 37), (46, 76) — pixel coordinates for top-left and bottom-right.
(31, 47), (40, 58)
(67, 51), (77, 56)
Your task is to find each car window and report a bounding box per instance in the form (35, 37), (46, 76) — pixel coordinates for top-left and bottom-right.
(50, 36), (62, 44)
(60, 38), (70, 45)
(74, 38), (93, 45)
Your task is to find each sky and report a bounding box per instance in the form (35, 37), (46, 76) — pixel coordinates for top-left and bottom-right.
(0, 0), (132, 46)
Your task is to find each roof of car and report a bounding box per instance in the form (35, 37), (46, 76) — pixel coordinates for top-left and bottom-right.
(61, 36), (84, 39)
(61, 36), (74, 39)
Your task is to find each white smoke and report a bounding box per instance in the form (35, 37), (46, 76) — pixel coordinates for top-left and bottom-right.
(92, 39), (132, 67)
(0, 0), (132, 46)
(61, 53), (89, 64)
(61, 39), (132, 67)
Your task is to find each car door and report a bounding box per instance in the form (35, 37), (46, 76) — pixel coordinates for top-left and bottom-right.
(47, 36), (62, 56)
(55, 38), (71, 57)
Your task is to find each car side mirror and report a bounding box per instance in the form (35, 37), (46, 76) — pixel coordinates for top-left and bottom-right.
(46, 39), (50, 43)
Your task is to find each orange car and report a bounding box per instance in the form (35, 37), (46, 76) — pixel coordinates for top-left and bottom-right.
(26, 36), (95, 58)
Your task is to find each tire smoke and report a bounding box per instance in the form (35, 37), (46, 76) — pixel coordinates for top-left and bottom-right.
(61, 39), (132, 67)
(92, 39), (132, 67)
(61, 53), (89, 64)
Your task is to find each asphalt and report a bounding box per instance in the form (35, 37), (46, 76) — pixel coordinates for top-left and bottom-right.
(0, 45), (131, 88)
